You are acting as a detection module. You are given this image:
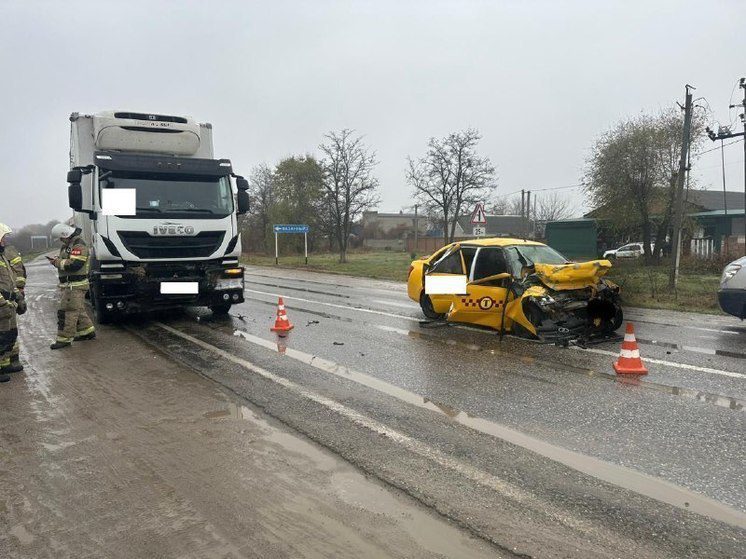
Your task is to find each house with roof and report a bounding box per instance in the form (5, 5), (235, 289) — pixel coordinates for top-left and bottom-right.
(547, 189), (744, 259)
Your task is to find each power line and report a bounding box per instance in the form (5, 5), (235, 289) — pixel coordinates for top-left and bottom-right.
(693, 137), (742, 157)
(501, 184), (582, 198)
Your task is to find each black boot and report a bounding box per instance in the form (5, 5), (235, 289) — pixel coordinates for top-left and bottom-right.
(50, 341), (72, 350)
(74, 332), (96, 341)
(1, 363), (23, 373)
(0, 373), (10, 383)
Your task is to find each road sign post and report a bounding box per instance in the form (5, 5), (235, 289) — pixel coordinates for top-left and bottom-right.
(470, 202), (487, 237)
(273, 224), (310, 265)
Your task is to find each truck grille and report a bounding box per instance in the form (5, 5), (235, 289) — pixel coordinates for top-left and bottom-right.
(118, 231), (225, 259)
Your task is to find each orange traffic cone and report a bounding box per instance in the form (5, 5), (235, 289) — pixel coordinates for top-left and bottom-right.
(613, 323), (648, 375)
(271, 297), (294, 335)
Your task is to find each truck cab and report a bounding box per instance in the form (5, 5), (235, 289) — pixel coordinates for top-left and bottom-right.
(67, 111), (249, 323)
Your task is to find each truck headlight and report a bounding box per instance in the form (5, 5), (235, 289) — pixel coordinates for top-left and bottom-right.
(215, 278), (243, 290)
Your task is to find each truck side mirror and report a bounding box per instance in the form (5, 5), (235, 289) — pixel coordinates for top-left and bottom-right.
(236, 177), (250, 215)
(67, 169), (82, 184)
(67, 170), (83, 211)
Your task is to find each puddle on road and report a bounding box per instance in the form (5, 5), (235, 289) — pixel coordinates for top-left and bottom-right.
(201, 400), (495, 556)
(239, 298), (744, 411)
(384, 326), (745, 412)
(227, 327), (746, 530)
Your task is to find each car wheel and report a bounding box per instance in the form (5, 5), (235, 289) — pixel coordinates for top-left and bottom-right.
(419, 293), (444, 320)
(608, 305), (624, 332)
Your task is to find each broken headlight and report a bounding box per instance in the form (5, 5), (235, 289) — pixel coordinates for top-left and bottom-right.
(215, 278), (244, 290)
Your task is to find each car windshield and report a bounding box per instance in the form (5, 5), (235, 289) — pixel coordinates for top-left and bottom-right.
(504, 245), (568, 276)
(101, 170), (233, 219)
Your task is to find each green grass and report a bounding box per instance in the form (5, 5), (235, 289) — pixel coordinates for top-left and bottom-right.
(243, 250), (723, 314)
(605, 261), (722, 314)
(243, 250), (415, 282)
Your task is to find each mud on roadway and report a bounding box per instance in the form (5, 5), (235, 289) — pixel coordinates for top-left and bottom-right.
(1, 258), (744, 558)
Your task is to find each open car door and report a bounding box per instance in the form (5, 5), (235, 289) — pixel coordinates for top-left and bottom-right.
(422, 244), (467, 315)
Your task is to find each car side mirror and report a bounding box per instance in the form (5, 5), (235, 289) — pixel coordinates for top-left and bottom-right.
(236, 177), (250, 215)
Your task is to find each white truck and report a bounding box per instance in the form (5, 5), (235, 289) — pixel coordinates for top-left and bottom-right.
(67, 110), (250, 323)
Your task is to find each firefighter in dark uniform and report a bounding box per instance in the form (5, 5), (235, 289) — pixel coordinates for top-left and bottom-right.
(0, 223), (22, 382)
(4, 237), (27, 372)
(49, 223), (96, 350)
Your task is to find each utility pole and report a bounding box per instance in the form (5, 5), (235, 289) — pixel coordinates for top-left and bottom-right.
(526, 190), (531, 238)
(705, 77), (746, 257)
(668, 85), (694, 290)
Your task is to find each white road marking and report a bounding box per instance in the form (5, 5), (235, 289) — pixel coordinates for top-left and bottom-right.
(245, 288), (414, 320)
(625, 316), (740, 335)
(156, 322), (746, 529)
(153, 322), (590, 532)
(245, 288), (745, 380)
(372, 299), (418, 309)
(574, 346), (746, 380)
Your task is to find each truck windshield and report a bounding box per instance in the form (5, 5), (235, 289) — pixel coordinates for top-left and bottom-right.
(101, 171), (233, 219)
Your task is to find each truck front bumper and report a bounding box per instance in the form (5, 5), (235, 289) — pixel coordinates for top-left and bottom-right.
(91, 261), (245, 314)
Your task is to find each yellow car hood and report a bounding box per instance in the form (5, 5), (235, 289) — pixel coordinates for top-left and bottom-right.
(533, 260), (612, 291)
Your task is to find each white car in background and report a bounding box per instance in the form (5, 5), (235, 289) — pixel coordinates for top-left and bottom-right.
(718, 257), (746, 319)
(603, 242), (645, 260)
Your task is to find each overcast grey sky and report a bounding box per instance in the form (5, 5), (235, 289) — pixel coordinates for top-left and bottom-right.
(1, 0), (744, 227)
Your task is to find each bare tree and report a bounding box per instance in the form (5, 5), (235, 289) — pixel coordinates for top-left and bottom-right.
(407, 129), (496, 243)
(490, 197), (523, 216)
(535, 192), (575, 222)
(319, 129), (380, 263)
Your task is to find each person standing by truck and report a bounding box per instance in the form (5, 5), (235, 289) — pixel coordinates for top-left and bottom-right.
(49, 223), (95, 350)
(3, 233), (27, 372)
(0, 223), (21, 381)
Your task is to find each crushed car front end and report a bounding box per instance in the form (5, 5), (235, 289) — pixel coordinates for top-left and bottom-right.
(506, 259), (623, 341)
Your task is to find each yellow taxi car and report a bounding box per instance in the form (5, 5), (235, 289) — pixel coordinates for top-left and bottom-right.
(407, 238), (622, 340)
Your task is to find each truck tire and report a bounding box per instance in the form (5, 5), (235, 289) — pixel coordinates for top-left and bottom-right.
(210, 303), (232, 316)
(91, 291), (113, 325)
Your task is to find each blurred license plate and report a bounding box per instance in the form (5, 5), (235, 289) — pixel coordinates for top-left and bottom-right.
(160, 282), (199, 294)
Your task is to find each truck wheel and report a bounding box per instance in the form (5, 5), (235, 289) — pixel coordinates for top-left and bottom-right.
(210, 303), (232, 315)
(91, 291), (113, 324)
(419, 293), (444, 320)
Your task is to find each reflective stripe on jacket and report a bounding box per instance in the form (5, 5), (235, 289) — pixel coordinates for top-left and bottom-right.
(57, 236), (90, 288)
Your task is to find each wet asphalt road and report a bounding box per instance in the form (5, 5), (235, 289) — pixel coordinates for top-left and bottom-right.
(2, 260), (745, 558)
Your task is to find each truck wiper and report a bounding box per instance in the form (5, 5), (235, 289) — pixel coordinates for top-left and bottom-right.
(173, 208), (215, 214)
(135, 207), (162, 213)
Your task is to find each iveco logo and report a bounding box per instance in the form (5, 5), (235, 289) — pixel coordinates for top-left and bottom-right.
(152, 224), (196, 236)
(148, 115), (157, 120)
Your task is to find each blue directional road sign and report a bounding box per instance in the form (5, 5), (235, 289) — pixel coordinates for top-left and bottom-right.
(273, 224), (310, 233)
